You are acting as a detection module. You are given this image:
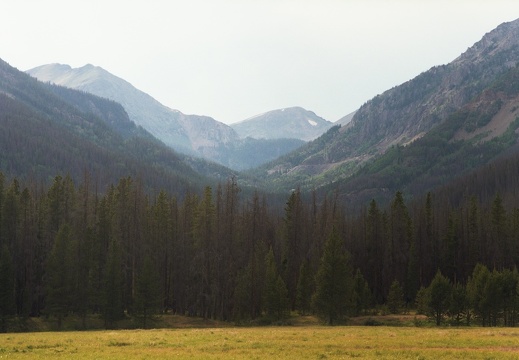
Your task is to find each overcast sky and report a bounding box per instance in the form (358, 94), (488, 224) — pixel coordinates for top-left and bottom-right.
(2, 1), (519, 124)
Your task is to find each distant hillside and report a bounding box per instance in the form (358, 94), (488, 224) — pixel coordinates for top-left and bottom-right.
(27, 63), (232, 155)
(252, 18), (519, 195)
(231, 107), (333, 141)
(27, 65), (306, 170)
(0, 58), (209, 193)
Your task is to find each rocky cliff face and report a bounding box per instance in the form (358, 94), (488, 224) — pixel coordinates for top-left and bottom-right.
(258, 18), (519, 188)
(348, 19), (519, 157)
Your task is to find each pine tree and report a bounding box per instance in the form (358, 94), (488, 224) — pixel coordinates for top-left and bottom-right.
(192, 186), (216, 319)
(365, 199), (385, 303)
(415, 286), (429, 315)
(0, 245), (15, 331)
(45, 223), (77, 329)
(449, 282), (467, 326)
(490, 194), (508, 267)
(353, 269), (372, 316)
(467, 263), (491, 326)
(385, 192), (412, 302)
(312, 227), (353, 325)
(296, 258), (313, 315)
(282, 189), (306, 310)
(133, 255), (162, 328)
(102, 238), (124, 329)
(263, 248), (289, 320)
(387, 280), (404, 314)
(233, 262), (253, 321)
(427, 270), (452, 326)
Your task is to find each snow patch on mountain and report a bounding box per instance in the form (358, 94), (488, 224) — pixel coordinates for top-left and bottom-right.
(232, 106), (333, 141)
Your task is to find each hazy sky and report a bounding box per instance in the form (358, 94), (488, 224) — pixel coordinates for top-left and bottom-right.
(2, 1), (519, 124)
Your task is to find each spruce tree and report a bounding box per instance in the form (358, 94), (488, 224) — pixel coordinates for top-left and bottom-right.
(103, 238), (124, 329)
(45, 224), (77, 329)
(296, 259), (313, 315)
(449, 282), (467, 326)
(387, 280), (404, 314)
(133, 255), (162, 328)
(263, 248), (289, 320)
(466, 263), (491, 326)
(0, 245), (15, 331)
(312, 227), (353, 325)
(353, 269), (372, 316)
(427, 270), (452, 326)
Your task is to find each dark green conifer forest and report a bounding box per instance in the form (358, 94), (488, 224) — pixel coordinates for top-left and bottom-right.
(1, 158), (519, 329)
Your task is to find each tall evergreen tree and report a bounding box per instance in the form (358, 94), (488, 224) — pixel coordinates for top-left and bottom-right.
(353, 268), (372, 316)
(296, 258), (313, 315)
(385, 192), (412, 301)
(102, 238), (124, 329)
(365, 199), (385, 302)
(312, 227), (353, 325)
(0, 245), (15, 331)
(449, 282), (468, 326)
(263, 247), (289, 320)
(45, 223), (77, 329)
(192, 186), (216, 319)
(490, 194), (508, 268)
(467, 263), (491, 326)
(427, 270), (452, 326)
(133, 255), (162, 328)
(282, 188), (307, 310)
(387, 280), (404, 314)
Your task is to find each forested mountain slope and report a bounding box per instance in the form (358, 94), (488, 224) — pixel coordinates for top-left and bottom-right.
(27, 64), (306, 170)
(327, 65), (519, 207)
(0, 58), (208, 193)
(254, 19), (519, 192)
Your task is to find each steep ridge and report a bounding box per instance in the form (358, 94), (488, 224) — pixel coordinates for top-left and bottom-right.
(231, 107), (333, 141)
(0, 58), (209, 193)
(26, 63), (228, 155)
(255, 18), (519, 191)
(26, 64), (306, 170)
(324, 65), (519, 208)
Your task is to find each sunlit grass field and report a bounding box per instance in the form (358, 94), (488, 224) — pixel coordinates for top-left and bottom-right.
(1, 325), (519, 359)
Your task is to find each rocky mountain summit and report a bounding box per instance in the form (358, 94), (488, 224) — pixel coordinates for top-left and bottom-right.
(231, 107), (333, 141)
(27, 63), (237, 156)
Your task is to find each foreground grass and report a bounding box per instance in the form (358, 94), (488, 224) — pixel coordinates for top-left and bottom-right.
(1, 326), (519, 359)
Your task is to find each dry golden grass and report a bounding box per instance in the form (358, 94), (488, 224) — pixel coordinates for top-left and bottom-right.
(1, 325), (519, 359)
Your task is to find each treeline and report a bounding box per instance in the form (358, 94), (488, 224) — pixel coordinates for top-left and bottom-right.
(0, 172), (519, 330)
(415, 266), (519, 327)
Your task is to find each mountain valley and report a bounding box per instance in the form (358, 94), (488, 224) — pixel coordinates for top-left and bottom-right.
(26, 65), (322, 170)
(4, 17), (519, 331)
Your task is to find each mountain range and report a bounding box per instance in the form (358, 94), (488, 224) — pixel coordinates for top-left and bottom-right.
(249, 18), (519, 205)
(2, 18), (519, 211)
(26, 65), (329, 170)
(0, 57), (225, 194)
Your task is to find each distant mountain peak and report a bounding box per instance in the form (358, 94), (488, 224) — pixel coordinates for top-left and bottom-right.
(26, 63), (307, 170)
(27, 63), (237, 156)
(231, 106), (332, 141)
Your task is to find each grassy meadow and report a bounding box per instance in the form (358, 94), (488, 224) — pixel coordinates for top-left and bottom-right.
(1, 325), (519, 359)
